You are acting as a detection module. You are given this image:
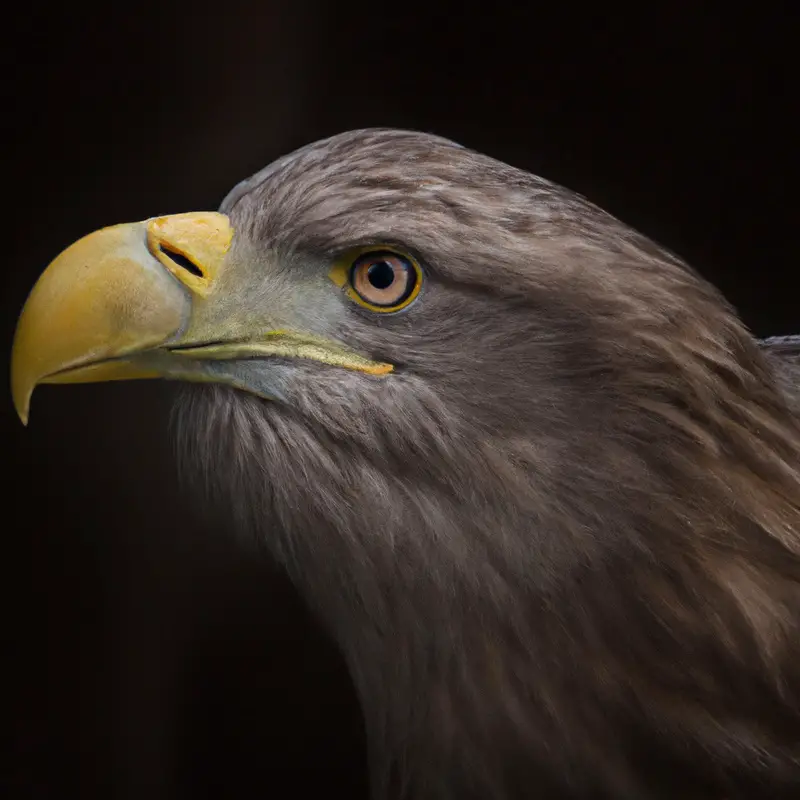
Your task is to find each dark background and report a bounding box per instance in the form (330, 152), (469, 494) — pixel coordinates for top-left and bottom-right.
(3, 3), (796, 797)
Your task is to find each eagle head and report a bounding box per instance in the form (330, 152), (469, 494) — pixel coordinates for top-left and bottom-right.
(12, 129), (800, 799)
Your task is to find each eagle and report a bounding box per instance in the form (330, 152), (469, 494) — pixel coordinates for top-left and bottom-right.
(11, 129), (800, 799)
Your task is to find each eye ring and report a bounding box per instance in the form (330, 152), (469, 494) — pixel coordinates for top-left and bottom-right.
(332, 248), (423, 313)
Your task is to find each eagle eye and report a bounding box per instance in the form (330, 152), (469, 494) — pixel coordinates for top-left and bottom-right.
(345, 249), (422, 312)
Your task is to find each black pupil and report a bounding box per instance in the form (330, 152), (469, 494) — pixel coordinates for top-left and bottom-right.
(367, 260), (397, 289)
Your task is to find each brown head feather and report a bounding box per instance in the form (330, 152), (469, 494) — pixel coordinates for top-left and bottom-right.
(173, 129), (800, 799)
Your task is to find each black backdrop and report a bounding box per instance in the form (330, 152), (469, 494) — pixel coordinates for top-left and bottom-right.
(3, 4), (796, 798)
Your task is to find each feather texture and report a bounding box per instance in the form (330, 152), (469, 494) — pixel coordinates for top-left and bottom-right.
(173, 130), (800, 799)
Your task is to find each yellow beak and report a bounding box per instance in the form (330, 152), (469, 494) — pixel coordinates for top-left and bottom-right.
(11, 212), (233, 424)
(11, 210), (394, 425)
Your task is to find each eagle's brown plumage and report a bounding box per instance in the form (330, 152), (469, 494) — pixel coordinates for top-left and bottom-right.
(164, 130), (800, 799)
(14, 127), (800, 799)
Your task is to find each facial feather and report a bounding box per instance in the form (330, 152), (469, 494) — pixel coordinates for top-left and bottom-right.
(173, 129), (800, 799)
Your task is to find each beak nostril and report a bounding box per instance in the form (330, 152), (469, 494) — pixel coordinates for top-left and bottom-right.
(159, 245), (204, 278)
